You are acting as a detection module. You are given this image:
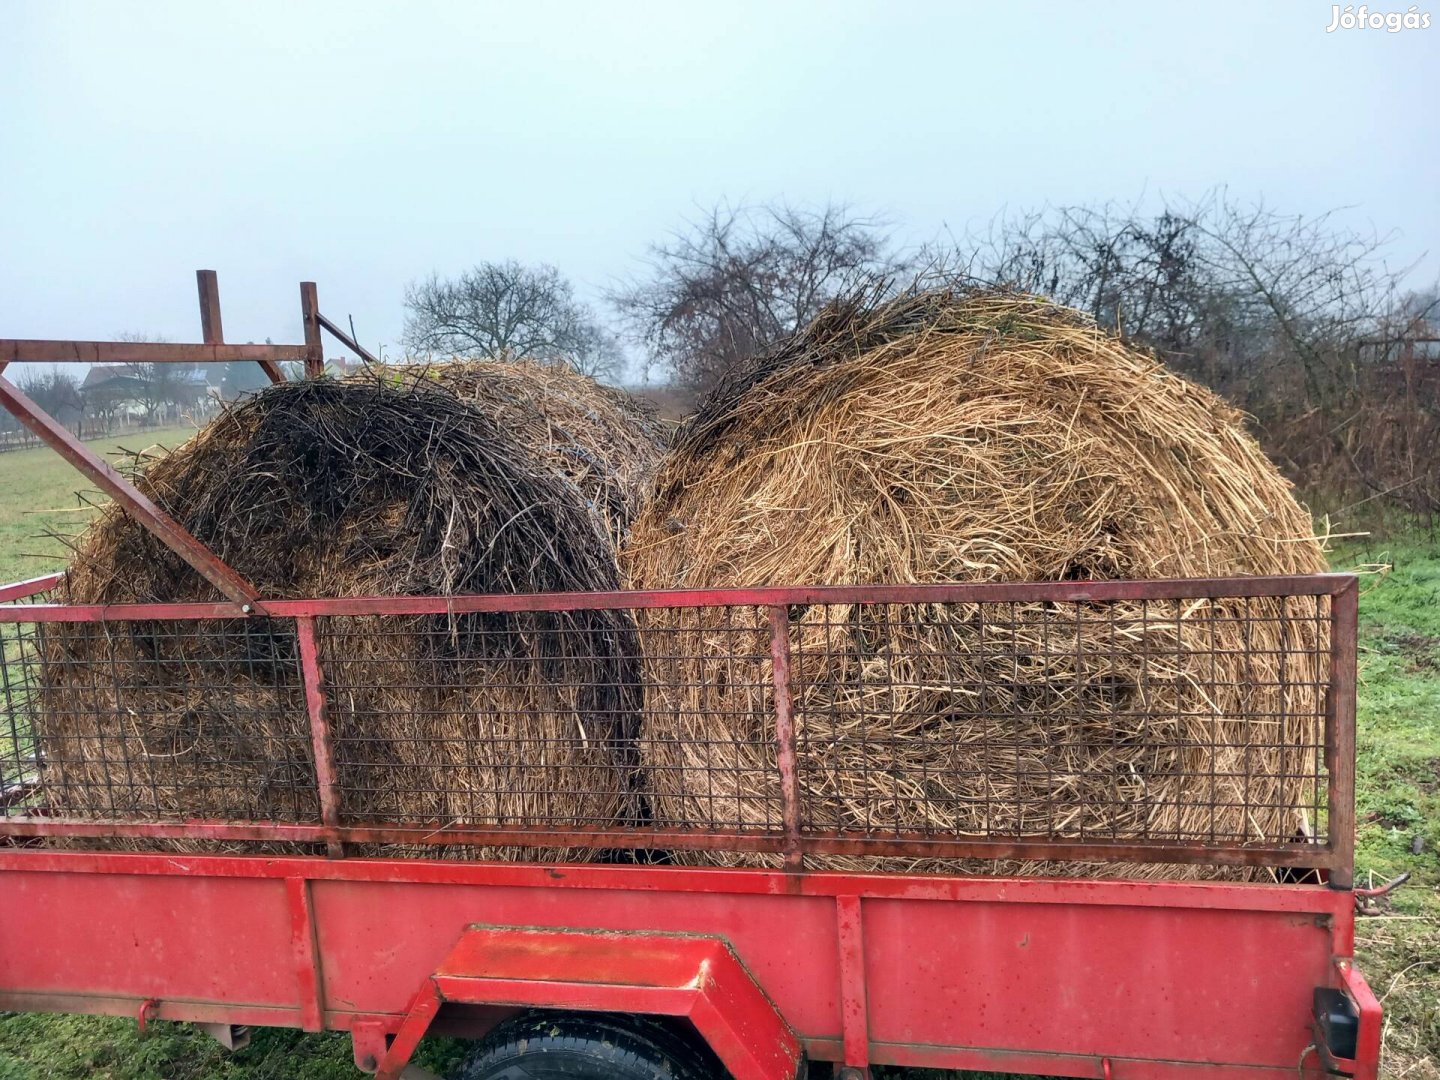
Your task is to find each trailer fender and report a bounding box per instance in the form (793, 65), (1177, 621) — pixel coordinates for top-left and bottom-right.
(368, 924), (802, 1080)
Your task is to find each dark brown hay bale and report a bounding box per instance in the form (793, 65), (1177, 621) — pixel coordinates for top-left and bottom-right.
(623, 289), (1328, 877)
(39, 377), (640, 858)
(375, 359), (667, 543)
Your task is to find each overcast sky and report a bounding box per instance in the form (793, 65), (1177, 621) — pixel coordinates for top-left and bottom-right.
(2, 0), (1436, 377)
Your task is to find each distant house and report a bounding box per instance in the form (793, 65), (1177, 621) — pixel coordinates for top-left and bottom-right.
(82, 364), (214, 424)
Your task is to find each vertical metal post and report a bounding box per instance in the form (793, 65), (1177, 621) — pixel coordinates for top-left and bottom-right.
(300, 282), (324, 378)
(196, 270), (224, 345)
(285, 877), (325, 1030)
(835, 895), (870, 1070)
(296, 616), (345, 858)
(1325, 579), (1358, 890)
(197, 269), (285, 384)
(767, 605), (805, 872)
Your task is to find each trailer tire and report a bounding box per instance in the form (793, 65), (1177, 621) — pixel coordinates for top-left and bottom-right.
(457, 1012), (719, 1080)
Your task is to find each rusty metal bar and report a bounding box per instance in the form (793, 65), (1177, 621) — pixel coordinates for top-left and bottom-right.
(295, 616), (345, 858)
(0, 340), (307, 365)
(0, 817), (1343, 867)
(0, 573), (63, 603)
(300, 283), (323, 378)
(285, 877), (326, 1030)
(196, 270), (224, 345)
(0, 377), (261, 607)
(1, 575), (1361, 622)
(769, 604), (806, 872)
(835, 896), (869, 1068)
(315, 312), (379, 366)
(1326, 579), (1359, 890)
(195, 269), (285, 385)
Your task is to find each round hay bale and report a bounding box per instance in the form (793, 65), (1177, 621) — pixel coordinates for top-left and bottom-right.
(622, 289), (1328, 877)
(40, 377), (641, 859)
(374, 358), (667, 543)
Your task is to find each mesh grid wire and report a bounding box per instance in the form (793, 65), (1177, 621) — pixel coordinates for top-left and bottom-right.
(785, 596), (1330, 846)
(0, 590), (1333, 864)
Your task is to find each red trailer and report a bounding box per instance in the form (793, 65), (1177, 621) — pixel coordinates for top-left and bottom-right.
(0, 275), (1384, 1080)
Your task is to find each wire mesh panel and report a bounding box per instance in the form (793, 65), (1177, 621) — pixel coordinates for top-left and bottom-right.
(9, 615), (313, 831)
(786, 595), (1329, 849)
(0, 577), (1352, 874)
(315, 610), (642, 859)
(1, 604), (45, 813)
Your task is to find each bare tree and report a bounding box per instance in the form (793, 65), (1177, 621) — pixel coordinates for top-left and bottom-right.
(16, 369), (85, 430)
(108, 332), (207, 423)
(610, 201), (902, 394)
(967, 192), (1439, 516)
(402, 260), (621, 380)
(970, 193), (1423, 405)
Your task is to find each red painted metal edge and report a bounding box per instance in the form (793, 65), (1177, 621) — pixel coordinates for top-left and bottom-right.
(196, 270), (225, 346)
(0, 992), (303, 1030)
(834, 896), (869, 1068)
(1336, 960), (1382, 1080)
(374, 981), (442, 1079)
(373, 926), (800, 1080)
(0, 848), (1359, 914)
(195, 269), (284, 384)
(1326, 578), (1359, 890)
(296, 617), (345, 858)
(0, 600), (250, 622)
(0, 818), (1340, 869)
(0, 573), (63, 603)
(0, 377), (261, 606)
(300, 283), (324, 378)
(768, 605), (805, 871)
(0, 574), (1361, 622)
(316, 311), (379, 366)
(852, 1040), (1305, 1080)
(285, 877), (325, 1031)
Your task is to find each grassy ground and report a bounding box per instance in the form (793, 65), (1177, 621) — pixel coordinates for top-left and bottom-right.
(0, 439), (1435, 1076)
(0, 427), (199, 586)
(1338, 535), (1440, 1079)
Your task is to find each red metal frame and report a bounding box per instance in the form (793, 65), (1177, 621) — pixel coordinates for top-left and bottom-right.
(0, 269), (368, 604)
(0, 276), (1380, 1076)
(0, 574), (1357, 873)
(370, 926), (801, 1080)
(0, 850), (1380, 1080)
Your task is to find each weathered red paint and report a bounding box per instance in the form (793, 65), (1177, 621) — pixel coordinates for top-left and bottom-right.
(296, 616), (345, 858)
(0, 570), (1376, 1076)
(316, 311), (380, 366)
(372, 927), (801, 1080)
(834, 896), (868, 1067)
(1326, 578), (1360, 889)
(0, 572), (62, 603)
(0, 575), (1358, 624)
(1336, 960), (1382, 1076)
(0, 339), (309, 365)
(768, 605), (804, 871)
(286, 877), (325, 1031)
(0, 851), (1375, 1079)
(196, 269), (285, 383)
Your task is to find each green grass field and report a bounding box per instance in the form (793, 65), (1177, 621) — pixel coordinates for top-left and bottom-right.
(0, 442), (1435, 1078)
(0, 427), (200, 586)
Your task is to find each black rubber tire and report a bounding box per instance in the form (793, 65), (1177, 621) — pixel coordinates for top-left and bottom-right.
(456, 1012), (720, 1080)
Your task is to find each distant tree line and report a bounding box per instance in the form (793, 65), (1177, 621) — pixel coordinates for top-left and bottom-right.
(0, 356), (277, 446)
(403, 191), (1437, 518)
